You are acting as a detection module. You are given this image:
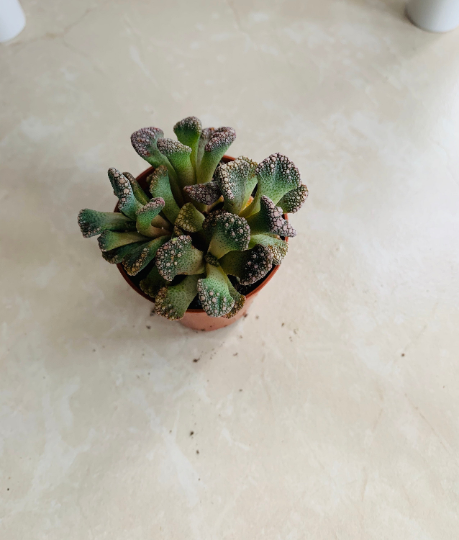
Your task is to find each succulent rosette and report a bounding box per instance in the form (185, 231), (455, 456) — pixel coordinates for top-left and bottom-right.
(78, 117), (308, 320)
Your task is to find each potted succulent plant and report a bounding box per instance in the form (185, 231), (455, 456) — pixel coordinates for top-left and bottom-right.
(78, 117), (308, 331)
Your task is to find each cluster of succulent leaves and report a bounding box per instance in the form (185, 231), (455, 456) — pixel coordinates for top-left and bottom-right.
(78, 117), (308, 321)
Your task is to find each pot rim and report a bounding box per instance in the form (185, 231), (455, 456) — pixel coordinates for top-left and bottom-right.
(115, 155), (289, 313)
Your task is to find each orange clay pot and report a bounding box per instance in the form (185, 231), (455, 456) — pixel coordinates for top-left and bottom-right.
(115, 156), (288, 331)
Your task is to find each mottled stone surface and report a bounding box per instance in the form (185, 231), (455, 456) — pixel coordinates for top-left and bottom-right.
(1, 1), (459, 539)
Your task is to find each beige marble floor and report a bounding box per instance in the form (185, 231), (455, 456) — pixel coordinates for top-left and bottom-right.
(1, 0), (459, 538)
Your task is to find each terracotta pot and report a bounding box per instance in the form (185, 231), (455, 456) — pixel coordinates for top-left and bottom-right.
(115, 156), (288, 331)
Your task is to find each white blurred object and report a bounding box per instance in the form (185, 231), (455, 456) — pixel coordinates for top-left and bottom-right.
(406, 0), (459, 32)
(0, 0), (25, 43)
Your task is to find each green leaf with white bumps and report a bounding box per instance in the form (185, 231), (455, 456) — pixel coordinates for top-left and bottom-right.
(222, 277), (246, 319)
(215, 156), (257, 215)
(278, 184), (309, 214)
(123, 171), (149, 205)
(131, 127), (182, 202)
(140, 266), (168, 299)
(131, 127), (165, 166)
(183, 181), (222, 206)
(108, 168), (142, 220)
(102, 241), (149, 264)
(122, 236), (169, 276)
(220, 245), (273, 285)
(241, 153), (301, 216)
(197, 264), (235, 317)
(135, 198), (170, 237)
(196, 127), (215, 169)
(97, 231), (149, 252)
(247, 196), (297, 238)
(207, 212), (250, 259)
(175, 203), (205, 233)
(173, 116), (202, 169)
(78, 209), (136, 238)
(249, 234), (288, 265)
(157, 138), (195, 188)
(155, 275), (201, 321)
(148, 166), (180, 223)
(155, 235), (205, 281)
(197, 127), (236, 184)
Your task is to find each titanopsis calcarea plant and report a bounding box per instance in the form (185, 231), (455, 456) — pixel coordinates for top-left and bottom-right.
(78, 117), (308, 320)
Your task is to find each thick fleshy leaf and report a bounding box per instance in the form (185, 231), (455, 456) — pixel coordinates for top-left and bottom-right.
(155, 275), (201, 321)
(108, 168), (142, 219)
(249, 234), (288, 264)
(175, 203), (205, 233)
(122, 236), (169, 276)
(97, 231), (149, 252)
(196, 127), (215, 169)
(241, 153), (300, 216)
(197, 127), (236, 184)
(201, 209), (225, 235)
(131, 127), (164, 165)
(135, 198), (170, 237)
(183, 181), (222, 206)
(139, 266), (168, 299)
(247, 196), (296, 237)
(78, 209), (136, 238)
(123, 171), (150, 205)
(155, 235), (205, 281)
(278, 184), (308, 214)
(173, 116), (202, 169)
(207, 212), (250, 259)
(157, 138), (195, 187)
(102, 241), (148, 264)
(197, 264), (235, 317)
(220, 245), (273, 285)
(131, 127), (182, 202)
(215, 156), (257, 215)
(148, 166), (180, 223)
(222, 277), (246, 319)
